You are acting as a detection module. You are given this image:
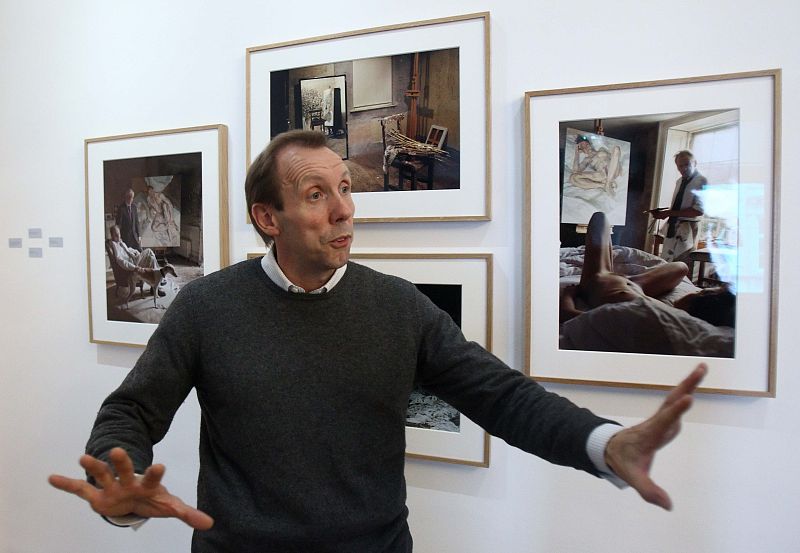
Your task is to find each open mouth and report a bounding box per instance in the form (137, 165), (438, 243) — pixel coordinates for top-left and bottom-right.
(330, 235), (352, 248)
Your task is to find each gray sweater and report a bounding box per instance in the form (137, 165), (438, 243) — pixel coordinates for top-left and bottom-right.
(87, 258), (613, 552)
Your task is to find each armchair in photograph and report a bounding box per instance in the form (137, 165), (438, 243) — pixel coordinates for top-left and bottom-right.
(105, 239), (143, 308)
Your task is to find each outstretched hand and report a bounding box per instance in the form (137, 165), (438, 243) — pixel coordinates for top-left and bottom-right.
(604, 363), (707, 510)
(48, 447), (213, 530)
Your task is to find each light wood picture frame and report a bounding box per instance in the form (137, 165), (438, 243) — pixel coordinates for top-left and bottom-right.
(524, 70), (780, 396)
(247, 12), (491, 222)
(86, 124), (229, 347)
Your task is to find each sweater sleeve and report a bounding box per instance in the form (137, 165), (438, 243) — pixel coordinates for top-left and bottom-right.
(85, 282), (203, 473)
(411, 288), (617, 476)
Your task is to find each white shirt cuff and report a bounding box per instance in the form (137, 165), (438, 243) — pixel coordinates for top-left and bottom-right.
(102, 473), (148, 529)
(586, 423), (628, 489)
(104, 514), (148, 529)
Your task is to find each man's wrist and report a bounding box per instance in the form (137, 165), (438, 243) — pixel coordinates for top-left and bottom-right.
(586, 423), (627, 489)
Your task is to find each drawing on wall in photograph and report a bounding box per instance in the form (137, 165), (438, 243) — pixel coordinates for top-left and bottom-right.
(526, 69), (780, 395)
(248, 13), (490, 222)
(561, 128), (631, 225)
(86, 124), (229, 347)
(138, 175), (182, 247)
(407, 283), (462, 432)
(269, 49), (460, 193)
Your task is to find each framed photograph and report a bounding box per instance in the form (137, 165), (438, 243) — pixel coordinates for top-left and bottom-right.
(351, 253), (491, 465)
(85, 124), (229, 347)
(524, 69), (781, 396)
(247, 12), (490, 222)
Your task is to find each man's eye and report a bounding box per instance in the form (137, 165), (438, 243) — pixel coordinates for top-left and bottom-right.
(341, 184), (350, 194)
(310, 191), (322, 200)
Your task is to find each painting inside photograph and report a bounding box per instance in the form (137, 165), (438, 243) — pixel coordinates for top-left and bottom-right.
(269, 48), (460, 193)
(561, 128), (631, 225)
(557, 108), (740, 359)
(102, 152), (204, 325)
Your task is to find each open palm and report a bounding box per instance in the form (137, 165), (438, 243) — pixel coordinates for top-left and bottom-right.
(49, 447), (213, 530)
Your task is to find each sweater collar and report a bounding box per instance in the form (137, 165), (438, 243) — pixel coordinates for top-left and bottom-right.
(260, 246), (347, 294)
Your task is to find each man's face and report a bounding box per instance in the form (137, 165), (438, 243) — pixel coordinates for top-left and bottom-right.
(110, 227), (121, 242)
(675, 154), (696, 179)
(269, 145), (355, 284)
(124, 190), (134, 205)
(577, 140), (591, 154)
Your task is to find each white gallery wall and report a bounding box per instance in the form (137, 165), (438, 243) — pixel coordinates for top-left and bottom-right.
(1, 1), (798, 551)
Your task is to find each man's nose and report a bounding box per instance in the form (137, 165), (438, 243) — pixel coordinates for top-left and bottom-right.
(330, 191), (354, 222)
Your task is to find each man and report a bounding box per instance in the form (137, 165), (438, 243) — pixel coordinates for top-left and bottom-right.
(651, 150), (707, 262)
(115, 188), (141, 252)
(560, 212), (691, 324)
(50, 131), (707, 552)
(560, 211), (735, 355)
(108, 225), (175, 298)
(108, 225), (160, 278)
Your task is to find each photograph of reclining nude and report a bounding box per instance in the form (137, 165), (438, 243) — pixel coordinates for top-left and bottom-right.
(269, 47), (460, 193)
(102, 152), (205, 325)
(557, 109), (740, 357)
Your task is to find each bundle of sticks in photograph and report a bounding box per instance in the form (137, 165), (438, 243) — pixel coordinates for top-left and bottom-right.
(381, 113), (448, 172)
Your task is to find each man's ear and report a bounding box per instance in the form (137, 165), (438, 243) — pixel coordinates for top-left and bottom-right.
(250, 203), (280, 238)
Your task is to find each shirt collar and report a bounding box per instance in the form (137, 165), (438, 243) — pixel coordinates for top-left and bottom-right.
(260, 245), (347, 294)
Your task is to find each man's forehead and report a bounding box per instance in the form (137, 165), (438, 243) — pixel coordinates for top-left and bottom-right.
(279, 146), (348, 184)
(281, 145), (340, 163)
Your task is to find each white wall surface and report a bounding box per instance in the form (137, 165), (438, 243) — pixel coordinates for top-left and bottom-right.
(1, 1), (798, 552)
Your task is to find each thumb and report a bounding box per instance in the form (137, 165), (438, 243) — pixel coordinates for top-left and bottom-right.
(630, 473), (672, 511)
(173, 502), (214, 530)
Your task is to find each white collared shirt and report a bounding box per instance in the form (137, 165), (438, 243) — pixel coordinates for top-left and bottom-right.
(261, 245), (347, 293)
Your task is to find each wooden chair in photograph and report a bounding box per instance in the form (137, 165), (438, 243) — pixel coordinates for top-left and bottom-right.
(309, 109), (326, 133)
(379, 115), (447, 191)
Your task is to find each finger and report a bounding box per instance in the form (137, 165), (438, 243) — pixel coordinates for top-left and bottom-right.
(108, 447), (136, 486)
(163, 494), (214, 530)
(661, 363), (707, 409)
(141, 464), (166, 489)
(178, 506), (215, 531)
(645, 396), (693, 448)
(48, 474), (100, 503)
(630, 473), (673, 511)
(79, 455), (115, 489)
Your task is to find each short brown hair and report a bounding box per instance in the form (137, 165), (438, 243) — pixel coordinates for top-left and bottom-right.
(674, 149), (695, 161)
(686, 287), (736, 327)
(245, 130), (329, 245)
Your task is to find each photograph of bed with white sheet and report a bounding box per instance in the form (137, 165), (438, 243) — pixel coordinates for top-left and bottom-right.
(558, 244), (734, 358)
